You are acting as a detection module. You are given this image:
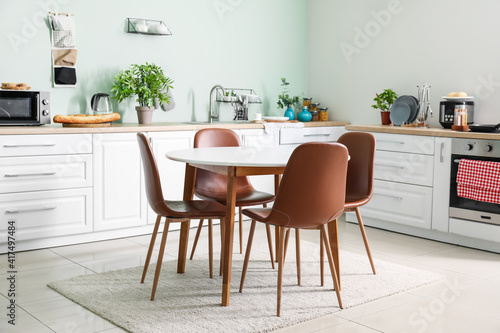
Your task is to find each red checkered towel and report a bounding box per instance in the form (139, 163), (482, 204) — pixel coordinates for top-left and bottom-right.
(456, 159), (500, 204)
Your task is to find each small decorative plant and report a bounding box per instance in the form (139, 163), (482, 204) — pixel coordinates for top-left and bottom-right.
(277, 78), (300, 109)
(371, 89), (398, 111)
(111, 62), (174, 108)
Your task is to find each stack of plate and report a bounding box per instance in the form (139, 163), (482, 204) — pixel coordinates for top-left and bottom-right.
(390, 95), (419, 126)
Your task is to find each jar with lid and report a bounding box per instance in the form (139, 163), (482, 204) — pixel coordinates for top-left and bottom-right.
(311, 110), (319, 121)
(302, 97), (312, 109)
(318, 107), (328, 121)
(310, 102), (320, 112)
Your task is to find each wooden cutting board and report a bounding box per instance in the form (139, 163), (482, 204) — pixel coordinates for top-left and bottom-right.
(62, 122), (111, 127)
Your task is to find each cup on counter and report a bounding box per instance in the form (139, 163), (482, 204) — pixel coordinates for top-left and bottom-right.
(254, 113), (262, 121)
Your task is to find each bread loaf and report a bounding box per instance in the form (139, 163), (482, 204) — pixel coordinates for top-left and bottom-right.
(1, 82), (31, 90)
(447, 92), (468, 97)
(53, 113), (121, 124)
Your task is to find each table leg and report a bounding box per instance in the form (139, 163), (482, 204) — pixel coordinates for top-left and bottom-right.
(327, 219), (341, 290)
(274, 174), (281, 262)
(222, 166), (237, 306)
(177, 164), (196, 274)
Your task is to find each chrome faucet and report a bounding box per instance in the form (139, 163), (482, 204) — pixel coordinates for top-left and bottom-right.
(209, 84), (224, 123)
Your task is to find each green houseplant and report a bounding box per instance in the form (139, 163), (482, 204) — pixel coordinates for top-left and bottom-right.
(277, 78), (300, 120)
(111, 62), (173, 124)
(371, 88), (398, 125)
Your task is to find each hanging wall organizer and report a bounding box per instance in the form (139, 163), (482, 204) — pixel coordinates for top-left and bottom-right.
(126, 18), (172, 36)
(48, 12), (77, 87)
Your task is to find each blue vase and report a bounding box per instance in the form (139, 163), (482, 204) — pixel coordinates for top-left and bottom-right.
(284, 107), (295, 120)
(298, 108), (312, 122)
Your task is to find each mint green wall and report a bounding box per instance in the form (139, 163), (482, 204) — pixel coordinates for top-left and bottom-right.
(1, 0), (307, 123)
(308, 0), (500, 126)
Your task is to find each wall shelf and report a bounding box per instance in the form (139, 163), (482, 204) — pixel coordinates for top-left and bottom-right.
(126, 18), (172, 36)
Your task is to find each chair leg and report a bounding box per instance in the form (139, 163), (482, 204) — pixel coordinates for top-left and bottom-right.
(141, 215), (162, 283)
(151, 219), (171, 301)
(239, 207), (243, 254)
(295, 229), (301, 286)
(189, 219), (204, 260)
(219, 218), (225, 276)
(319, 225), (343, 309)
(265, 225), (275, 269)
(277, 226), (286, 317)
(239, 220), (257, 293)
(283, 228), (291, 265)
(208, 219), (213, 278)
(320, 233), (325, 286)
(355, 208), (376, 275)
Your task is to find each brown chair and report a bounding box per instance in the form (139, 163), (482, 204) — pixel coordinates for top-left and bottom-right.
(137, 132), (226, 301)
(189, 128), (276, 266)
(293, 132), (377, 286)
(239, 142), (348, 316)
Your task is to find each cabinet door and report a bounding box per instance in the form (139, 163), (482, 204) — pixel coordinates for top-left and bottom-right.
(280, 126), (346, 146)
(149, 131), (195, 226)
(239, 129), (277, 195)
(93, 133), (147, 231)
(360, 179), (433, 229)
(432, 137), (451, 232)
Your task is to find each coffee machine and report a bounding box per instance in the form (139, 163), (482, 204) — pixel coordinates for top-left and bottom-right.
(439, 100), (474, 128)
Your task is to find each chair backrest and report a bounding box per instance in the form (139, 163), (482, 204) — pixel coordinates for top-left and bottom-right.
(269, 142), (349, 229)
(337, 132), (376, 201)
(137, 132), (169, 215)
(194, 128), (253, 199)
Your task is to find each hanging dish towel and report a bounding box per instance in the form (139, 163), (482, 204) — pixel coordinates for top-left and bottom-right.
(456, 159), (500, 204)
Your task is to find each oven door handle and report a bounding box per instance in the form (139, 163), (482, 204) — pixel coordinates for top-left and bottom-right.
(454, 159), (462, 164)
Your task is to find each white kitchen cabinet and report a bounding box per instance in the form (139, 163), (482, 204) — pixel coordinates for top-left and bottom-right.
(93, 133), (147, 231)
(0, 188), (92, 241)
(148, 131), (195, 228)
(432, 137), (451, 232)
(360, 180), (433, 229)
(0, 134), (93, 253)
(238, 128), (278, 195)
(279, 126), (346, 146)
(347, 132), (435, 230)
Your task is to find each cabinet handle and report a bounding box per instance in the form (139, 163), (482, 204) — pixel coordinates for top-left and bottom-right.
(440, 142), (444, 163)
(5, 206), (57, 214)
(303, 134), (331, 137)
(373, 193), (403, 200)
(377, 140), (405, 145)
(4, 172), (57, 178)
(3, 143), (56, 148)
(375, 163), (404, 169)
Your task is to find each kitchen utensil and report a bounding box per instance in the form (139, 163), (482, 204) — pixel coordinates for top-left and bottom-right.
(395, 95), (419, 123)
(468, 123), (500, 133)
(91, 93), (112, 115)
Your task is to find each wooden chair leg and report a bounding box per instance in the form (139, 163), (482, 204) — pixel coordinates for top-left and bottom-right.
(219, 217), (225, 276)
(141, 215), (162, 283)
(355, 208), (376, 274)
(319, 225), (343, 309)
(189, 219), (204, 260)
(239, 220), (257, 293)
(320, 233), (325, 286)
(283, 228), (291, 265)
(151, 219), (171, 301)
(277, 226), (286, 317)
(265, 225), (275, 269)
(239, 208), (243, 254)
(208, 219), (213, 278)
(295, 229), (301, 286)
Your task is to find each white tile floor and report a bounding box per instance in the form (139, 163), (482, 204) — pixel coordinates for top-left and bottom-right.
(1, 217), (500, 333)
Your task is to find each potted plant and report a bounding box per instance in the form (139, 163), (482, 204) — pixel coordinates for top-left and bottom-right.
(223, 90), (237, 102)
(277, 78), (300, 120)
(371, 88), (398, 125)
(111, 62), (174, 125)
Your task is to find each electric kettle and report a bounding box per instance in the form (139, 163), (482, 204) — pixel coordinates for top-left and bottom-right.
(91, 93), (112, 115)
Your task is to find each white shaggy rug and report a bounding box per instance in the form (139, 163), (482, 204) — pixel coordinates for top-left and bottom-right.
(48, 239), (442, 333)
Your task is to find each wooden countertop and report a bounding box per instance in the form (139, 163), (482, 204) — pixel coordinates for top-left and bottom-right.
(0, 121), (350, 135)
(346, 124), (500, 140)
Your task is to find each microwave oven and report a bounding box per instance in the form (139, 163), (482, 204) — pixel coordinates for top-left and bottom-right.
(0, 90), (50, 125)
